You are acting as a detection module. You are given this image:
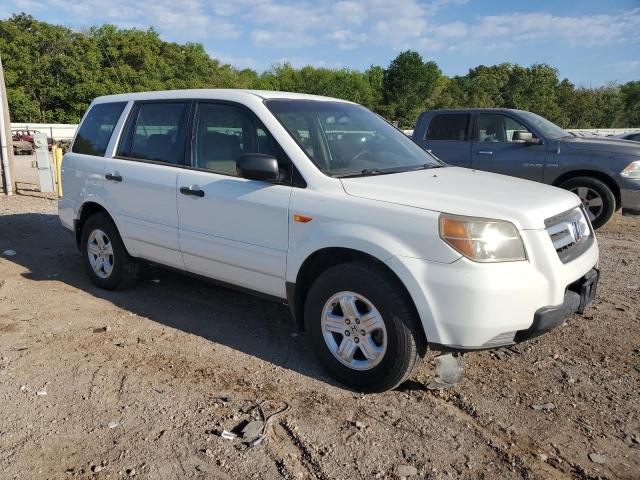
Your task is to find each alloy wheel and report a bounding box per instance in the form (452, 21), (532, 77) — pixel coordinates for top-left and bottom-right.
(87, 229), (114, 279)
(321, 291), (387, 371)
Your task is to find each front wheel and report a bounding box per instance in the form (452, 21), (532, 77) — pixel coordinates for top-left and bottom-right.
(559, 176), (616, 229)
(304, 261), (426, 392)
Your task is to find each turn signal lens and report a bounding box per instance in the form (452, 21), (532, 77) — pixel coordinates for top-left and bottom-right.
(621, 161), (640, 179)
(439, 214), (526, 262)
(294, 214), (313, 223)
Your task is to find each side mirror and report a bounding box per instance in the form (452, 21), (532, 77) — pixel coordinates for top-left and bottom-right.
(512, 131), (542, 145)
(236, 153), (280, 182)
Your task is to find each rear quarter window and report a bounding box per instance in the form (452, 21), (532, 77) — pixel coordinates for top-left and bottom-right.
(425, 114), (470, 141)
(72, 102), (127, 156)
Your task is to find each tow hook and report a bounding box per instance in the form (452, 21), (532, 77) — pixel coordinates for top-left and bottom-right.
(426, 353), (464, 390)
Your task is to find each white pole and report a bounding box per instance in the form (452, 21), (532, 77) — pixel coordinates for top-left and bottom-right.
(0, 56), (13, 195)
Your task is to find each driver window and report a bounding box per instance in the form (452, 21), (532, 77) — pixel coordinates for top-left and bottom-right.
(478, 114), (531, 143)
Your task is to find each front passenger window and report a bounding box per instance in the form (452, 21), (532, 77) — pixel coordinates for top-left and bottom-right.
(478, 114), (532, 143)
(193, 103), (286, 176)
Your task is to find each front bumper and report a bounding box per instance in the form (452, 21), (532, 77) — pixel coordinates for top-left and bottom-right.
(513, 268), (598, 344)
(385, 229), (599, 351)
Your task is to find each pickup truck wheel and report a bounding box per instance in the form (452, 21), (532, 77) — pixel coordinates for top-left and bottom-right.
(81, 212), (140, 290)
(560, 176), (615, 229)
(304, 261), (425, 392)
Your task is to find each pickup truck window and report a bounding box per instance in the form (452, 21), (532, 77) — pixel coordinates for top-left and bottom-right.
(194, 103), (286, 176)
(478, 114), (531, 143)
(118, 102), (190, 165)
(426, 114), (470, 141)
(72, 102), (126, 156)
(266, 100), (441, 177)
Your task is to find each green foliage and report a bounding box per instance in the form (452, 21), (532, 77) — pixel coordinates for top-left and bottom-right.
(0, 14), (638, 128)
(383, 51), (441, 126)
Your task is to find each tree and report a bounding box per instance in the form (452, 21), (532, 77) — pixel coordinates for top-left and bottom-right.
(383, 50), (441, 127)
(621, 81), (640, 127)
(0, 14), (636, 128)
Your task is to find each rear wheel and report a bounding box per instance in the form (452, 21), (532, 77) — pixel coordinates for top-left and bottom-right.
(304, 261), (426, 392)
(81, 212), (140, 290)
(559, 176), (616, 229)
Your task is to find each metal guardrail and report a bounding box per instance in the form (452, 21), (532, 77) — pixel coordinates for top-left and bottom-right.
(10, 123), (640, 142)
(11, 122), (77, 141)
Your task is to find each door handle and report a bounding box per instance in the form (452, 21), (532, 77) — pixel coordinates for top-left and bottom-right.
(180, 186), (205, 197)
(105, 173), (122, 182)
(477, 150), (493, 155)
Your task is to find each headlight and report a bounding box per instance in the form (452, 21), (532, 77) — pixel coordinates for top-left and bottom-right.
(439, 214), (526, 262)
(621, 161), (640, 179)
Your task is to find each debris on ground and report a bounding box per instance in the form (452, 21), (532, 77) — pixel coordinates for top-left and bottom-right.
(219, 430), (237, 440)
(588, 453), (606, 464)
(396, 464), (418, 477)
(426, 353), (463, 390)
(2, 249), (17, 256)
(108, 421), (119, 429)
(212, 397), (289, 449)
(531, 403), (556, 412)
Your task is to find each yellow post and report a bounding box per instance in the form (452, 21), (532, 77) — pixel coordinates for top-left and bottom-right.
(53, 145), (63, 197)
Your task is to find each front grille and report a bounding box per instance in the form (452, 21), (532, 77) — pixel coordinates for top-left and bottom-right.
(545, 207), (592, 263)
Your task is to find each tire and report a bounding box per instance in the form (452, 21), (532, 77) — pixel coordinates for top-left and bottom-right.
(559, 176), (616, 229)
(80, 212), (140, 290)
(304, 261), (426, 392)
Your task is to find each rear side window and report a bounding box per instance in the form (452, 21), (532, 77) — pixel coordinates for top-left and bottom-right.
(72, 102), (126, 156)
(118, 102), (190, 165)
(425, 114), (470, 141)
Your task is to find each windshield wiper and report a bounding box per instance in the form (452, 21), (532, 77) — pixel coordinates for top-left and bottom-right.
(336, 163), (442, 178)
(335, 168), (387, 178)
(361, 168), (386, 175)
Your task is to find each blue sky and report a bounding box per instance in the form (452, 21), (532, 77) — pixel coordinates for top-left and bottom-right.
(2, 0), (639, 86)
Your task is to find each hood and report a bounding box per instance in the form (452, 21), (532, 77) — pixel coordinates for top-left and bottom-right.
(340, 167), (580, 230)
(561, 136), (640, 157)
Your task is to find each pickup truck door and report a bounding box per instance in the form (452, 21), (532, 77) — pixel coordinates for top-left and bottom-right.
(414, 113), (472, 167)
(176, 102), (291, 299)
(471, 113), (546, 181)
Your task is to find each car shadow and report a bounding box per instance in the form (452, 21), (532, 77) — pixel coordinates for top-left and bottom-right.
(0, 211), (340, 387)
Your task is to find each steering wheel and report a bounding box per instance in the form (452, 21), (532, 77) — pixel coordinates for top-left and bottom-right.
(351, 150), (374, 165)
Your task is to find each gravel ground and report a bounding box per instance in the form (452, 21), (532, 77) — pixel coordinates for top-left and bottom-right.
(0, 193), (638, 479)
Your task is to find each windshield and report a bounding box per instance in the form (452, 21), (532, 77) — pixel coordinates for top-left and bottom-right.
(265, 100), (442, 177)
(518, 111), (570, 140)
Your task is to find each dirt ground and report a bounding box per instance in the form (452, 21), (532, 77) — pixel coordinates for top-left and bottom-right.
(0, 193), (638, 480)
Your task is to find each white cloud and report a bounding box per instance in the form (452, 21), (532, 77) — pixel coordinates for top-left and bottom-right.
(2, 0), (639, 74)
(208, 51), (257, 69)
(469, 10), (640, 47)
(251, 29), (317, 47)
(10, 0), (242, 41)
(416, 9), (640, 52)
(275, 57), (345, 69)
(608, 60), (640, 73)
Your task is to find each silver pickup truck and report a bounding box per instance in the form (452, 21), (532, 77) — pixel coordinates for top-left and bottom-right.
(412, 108), (640, 228)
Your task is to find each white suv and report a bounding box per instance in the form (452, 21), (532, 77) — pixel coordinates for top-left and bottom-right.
(59, 90), (599, 392)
